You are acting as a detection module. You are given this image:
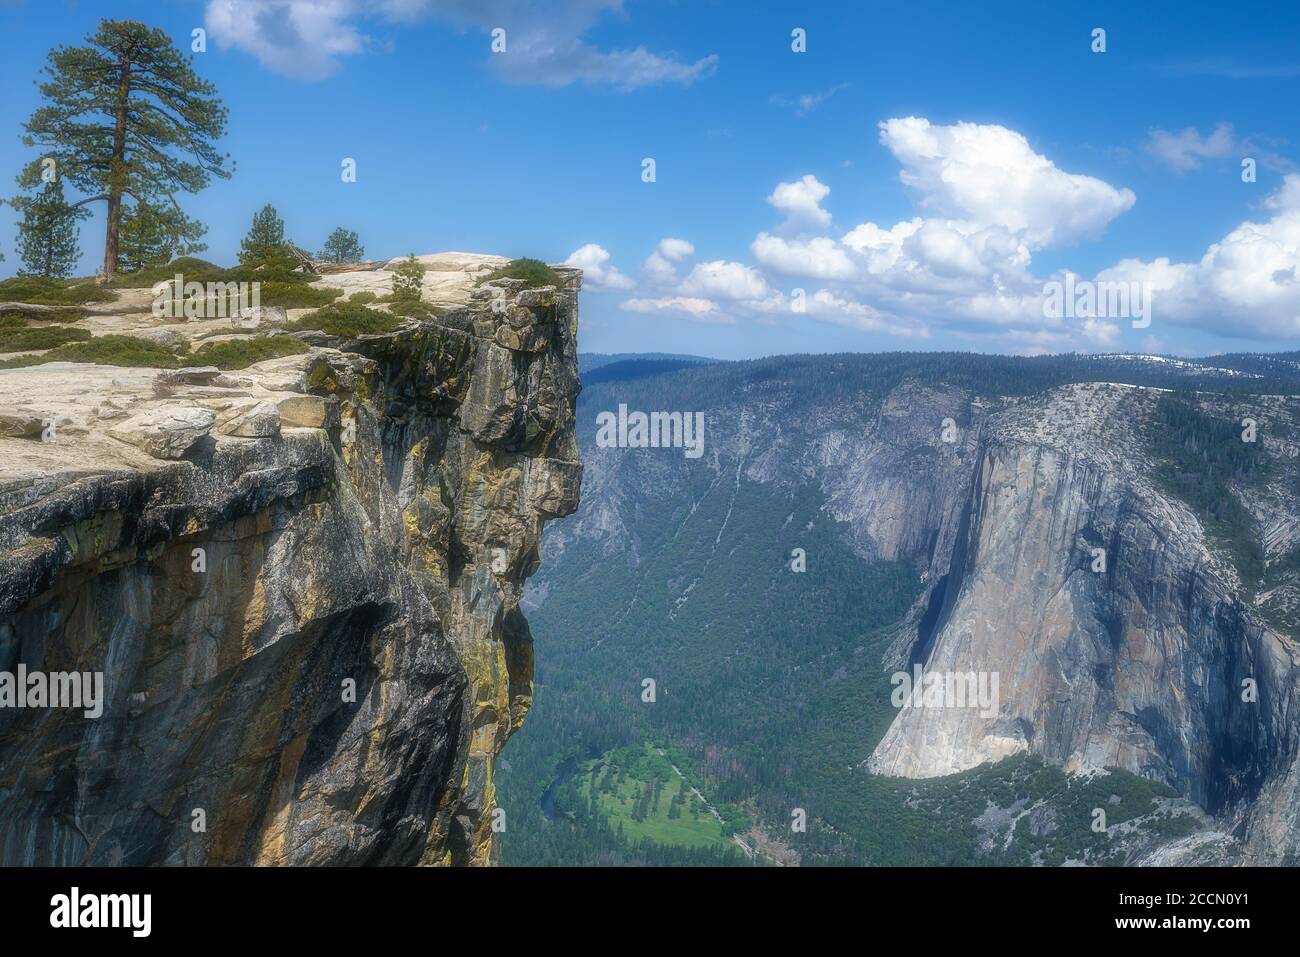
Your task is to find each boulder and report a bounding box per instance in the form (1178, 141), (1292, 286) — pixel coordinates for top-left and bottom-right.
(216, 400), (281, 438)
(156, 367), (222, 387)
(277, 394), (338, 429)
(107, 406), (215, 459)
(233, 305), (289, 330)
(0, 410), (45, 438)
(136, 329), (185, 349)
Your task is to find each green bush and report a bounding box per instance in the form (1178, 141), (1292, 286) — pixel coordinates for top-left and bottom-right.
(482, 257), (564, 290)
(0, 319), (92, 353)
(385, 298), (444, 320)
(184, 335), (309, 370)
(109, 256), (225, 289)
(0, 275), (115, 305)
(0, 334), (181, 369)
(348, 290), (378, 304)
(0, 305), (86, 323)
(255, 281), (340, 309)
(289, 301), (400, 337)
(110, 255), (341, 308)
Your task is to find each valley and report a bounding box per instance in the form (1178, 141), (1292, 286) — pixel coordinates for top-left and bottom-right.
(496, 351), (1300, 867)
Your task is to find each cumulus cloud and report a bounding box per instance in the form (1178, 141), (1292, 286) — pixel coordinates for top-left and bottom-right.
(1097, 174), (1300, 339)
(879, 117), (1135, 248)
(205, 0), (369, 80)
(751, 233), (856, 279)
(737, 118), (1145, 347)
(206, 0), (718, 87)
(679, 260), (771, 301)
(642, 237), (695, 283)
(564, 243), (634, 290)
(766, 175), (832, 229)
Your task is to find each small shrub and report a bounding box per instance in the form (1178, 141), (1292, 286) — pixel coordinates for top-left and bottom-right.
(385, 299), (445, 320)
(348, 290), (378, 304)
(290, 301), (400, 337)
(0, 275), (115, 305)
(391, 254), (426, 302)
(0, 305), (87, 323)
(255, 281), (340, 309)
(481, 257), (564, 290)
(184, 335), (309, 370)
(0, 321), (92, 353)
(0, 334), (181, 369)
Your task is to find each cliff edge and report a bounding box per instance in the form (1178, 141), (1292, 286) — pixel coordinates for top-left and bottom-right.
(0, 253), (582, 865)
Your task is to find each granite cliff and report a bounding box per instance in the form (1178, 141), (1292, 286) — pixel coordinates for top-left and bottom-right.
(0, 253), (582, 865)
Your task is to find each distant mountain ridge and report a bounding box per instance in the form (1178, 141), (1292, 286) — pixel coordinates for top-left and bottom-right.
(499, 348), (1300, 866)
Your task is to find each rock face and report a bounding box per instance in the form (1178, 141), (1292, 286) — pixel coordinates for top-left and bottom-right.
(0, 255), (582, 865)
(861, 384), (1299, 863)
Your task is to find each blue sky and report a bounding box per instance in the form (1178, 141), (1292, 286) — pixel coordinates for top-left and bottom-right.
(2, 0), (1300, 359)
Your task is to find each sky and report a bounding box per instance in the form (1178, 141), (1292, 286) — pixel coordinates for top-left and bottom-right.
(2, 0), (1300, 360)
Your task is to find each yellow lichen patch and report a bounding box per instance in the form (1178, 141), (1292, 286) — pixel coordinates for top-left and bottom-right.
(240, 575), (267, 660)
(254, 733), (309, 866)
(62, 511), (126, 566)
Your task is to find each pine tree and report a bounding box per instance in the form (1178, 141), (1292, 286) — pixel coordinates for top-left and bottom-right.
(18, 19), (231, 281)
(320, 227), (364, 264)
(239, 204), (288, 265)
(116, 200), (206, 273)
(391, 253), (426, 301)
(13, 178), (86, 278)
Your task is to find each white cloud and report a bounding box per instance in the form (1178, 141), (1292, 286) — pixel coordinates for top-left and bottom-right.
(206, 0), (719, 86)
(1145, 123), (1238, 173)
(656, 238), (694, 261)
(621, 296), (733, 324)
(879, 117), (1135, 248)
(766, 174), (832, 229)
(643, 237), (695, 283)
(751, 233), (856, 279)
(738, 118), (1143, 347)
(803, 289), (927, 337)
(1097, 174), (1300, 339)
(564, 243), (634, 290)
(608, 116), (1299, 348)
(679, 260), (771, 301)
(205, 0), (368, 80)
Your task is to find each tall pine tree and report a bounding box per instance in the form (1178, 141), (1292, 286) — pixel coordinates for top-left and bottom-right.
(239, 204), (288, 265)
(18, 19), (230, 281)
(13, 178), (86, 278)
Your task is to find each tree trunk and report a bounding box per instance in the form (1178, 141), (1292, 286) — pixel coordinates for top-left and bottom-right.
(102, 56), (131, 283)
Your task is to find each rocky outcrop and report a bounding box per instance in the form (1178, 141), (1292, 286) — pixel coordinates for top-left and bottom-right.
(0, 254), (582, 865)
